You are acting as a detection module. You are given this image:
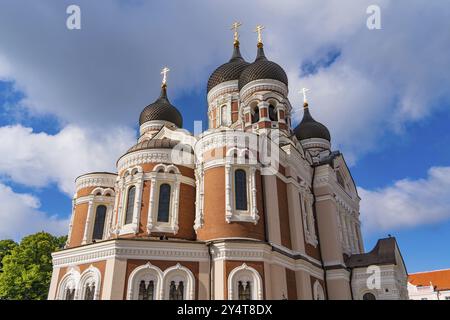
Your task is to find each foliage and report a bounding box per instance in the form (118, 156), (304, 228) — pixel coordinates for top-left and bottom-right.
(0, 232), (67, 300)
(0, 239), (17, 272)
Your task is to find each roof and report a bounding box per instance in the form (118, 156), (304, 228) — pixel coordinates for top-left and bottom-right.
(409, 269), (450, 291)
(207, 44), (250, 93)
(139, 86), (183, 128)
(294, 105), (331, 141)
(346, 237), (399, 268)
(238, 45), (288, 91)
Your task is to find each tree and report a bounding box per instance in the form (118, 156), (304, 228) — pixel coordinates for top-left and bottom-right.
(0, 239), (17, 272)
(0, 232), (67, 300)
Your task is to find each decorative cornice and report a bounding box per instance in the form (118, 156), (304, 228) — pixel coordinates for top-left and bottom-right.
(75, 173), (117, 192)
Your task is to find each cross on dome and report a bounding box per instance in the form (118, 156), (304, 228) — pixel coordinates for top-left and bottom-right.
(230, 21), (242, 45)
(254, 25), (265, 45)
(161, 67), (170, 87)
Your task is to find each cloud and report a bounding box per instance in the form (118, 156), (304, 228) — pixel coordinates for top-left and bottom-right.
(0, 124), (135, 195)
(358, 166), (450, 233)
(0, 182), (69, 240)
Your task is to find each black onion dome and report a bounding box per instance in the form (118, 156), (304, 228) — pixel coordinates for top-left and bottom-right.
(238, 45), (288, 91)
(294, 105), (331, 141)
(139, 86), (183, 127)
(207, 44), (250, 93)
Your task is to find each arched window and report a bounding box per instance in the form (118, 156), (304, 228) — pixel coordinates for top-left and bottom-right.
(138, 280), (155, 300)
(363, 292), (376, 300)
(157, 184), (171, 222)
(65, 288), (75, 300)
(268, 104), (277, 121)
(92, 205), (107, 240)
(221, 105), (228, 126)
(125, 186), (136, 225)
(84, 284), (95, 300)
(251, 107), (260, 124)
(169, 280), (184, 300)
(234, 169), (248, 211)
(238, 281), (251, 300)
(228, 264), (263, 300)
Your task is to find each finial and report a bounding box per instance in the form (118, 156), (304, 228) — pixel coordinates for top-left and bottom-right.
(160, 66), (170, 87)
(255, 25), (265, 47)
(300, 87), (310, 108)
(230, 21), (242, 47)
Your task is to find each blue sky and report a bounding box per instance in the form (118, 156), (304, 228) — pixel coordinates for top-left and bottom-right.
(1, 0), (450, 274)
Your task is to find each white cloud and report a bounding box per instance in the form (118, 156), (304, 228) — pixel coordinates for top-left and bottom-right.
(358, 166), (450, 233)
(0, 182), (69, 240)
(0, 1), (448, 164)
(0, 124), (135, 195)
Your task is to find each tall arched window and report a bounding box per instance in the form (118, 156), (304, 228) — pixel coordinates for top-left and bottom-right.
(157, 184), (171, 222)
(251, 107), (259, 124)
(238, 281), (251, 300)
(92, 205), (107, 240)
(234, 169), (248, 211)
(268, 104), (277, 121)
(221, 105), (228, 126)
(125, 186), (136, 225)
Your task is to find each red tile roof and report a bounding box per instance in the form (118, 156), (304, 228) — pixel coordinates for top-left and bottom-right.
(409, 269), (450, 291)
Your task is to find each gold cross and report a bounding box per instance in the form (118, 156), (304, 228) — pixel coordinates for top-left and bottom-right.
(230, 21), (242, 43)
(161, 67), (170, 86)
(255, 25), (265, 44)
(300, 88), (310, 104)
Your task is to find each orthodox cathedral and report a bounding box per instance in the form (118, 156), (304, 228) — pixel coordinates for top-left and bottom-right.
(48, 24), (408, 300)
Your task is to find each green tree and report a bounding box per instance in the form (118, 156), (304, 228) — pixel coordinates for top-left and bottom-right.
(0, 232), (67, 300)
(0, 239), (17, 272)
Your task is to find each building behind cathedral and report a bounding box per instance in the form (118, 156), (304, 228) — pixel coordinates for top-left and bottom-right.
(48, 26), (408, 300)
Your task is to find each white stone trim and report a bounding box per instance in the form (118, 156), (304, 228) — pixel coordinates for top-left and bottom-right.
(228, 263), (263, 300)
(75, 173), (117, 192)
(313, 280), (325, 300)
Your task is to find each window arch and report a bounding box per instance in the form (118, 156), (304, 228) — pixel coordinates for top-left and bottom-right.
(92, 205), (107, 240)
(125, 186), (136, 225)
(79, 266), (101, 300)
(127, 263), (163, 300)
(163, 264), (195, 300)
(57, 269), (80, 300)
(234, 169), (248, 211)
(228, 264), (263, 300)
(313, 280), (325, 300)
(268, 104), (278, 121)
(363, 292), (376, 300)
(157, 184), (171, 222)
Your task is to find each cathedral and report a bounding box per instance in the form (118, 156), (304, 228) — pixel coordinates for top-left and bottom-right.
(48, 24), (408, 300)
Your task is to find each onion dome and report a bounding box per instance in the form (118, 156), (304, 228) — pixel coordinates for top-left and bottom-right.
(207, 42), (250, 93)
(126, 137), (193, 154)
(294, 102), (331, 141)
(238, 43), (288, 91)
(139, 84), (183, 128)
